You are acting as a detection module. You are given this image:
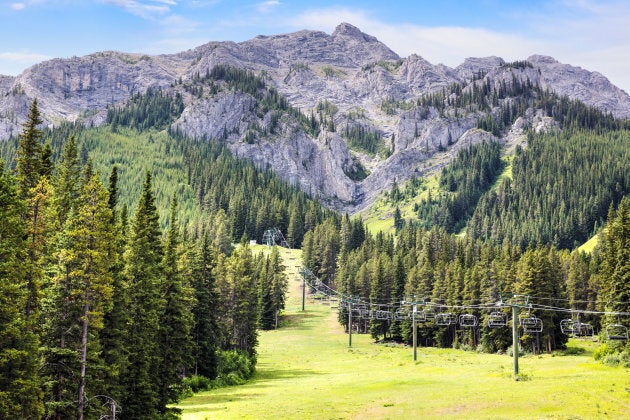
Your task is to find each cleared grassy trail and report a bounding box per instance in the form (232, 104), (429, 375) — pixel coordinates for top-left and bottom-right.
(178, 248), (630, 419)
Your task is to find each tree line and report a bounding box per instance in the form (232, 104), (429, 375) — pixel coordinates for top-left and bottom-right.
(303, 201), (629, 356)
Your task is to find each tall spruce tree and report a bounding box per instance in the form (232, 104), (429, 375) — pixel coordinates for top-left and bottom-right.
(121, 171), (165, 418)
(15, 98), (44, 200)
(158, 196), (195, 414)
(53, 134), (81, 228)
(270, 247), (288, 329)
(190, 233), (220, 379)
(227, 240), (259, 358)
(100, 166), (129, 409)
(0, 162), (44, 419)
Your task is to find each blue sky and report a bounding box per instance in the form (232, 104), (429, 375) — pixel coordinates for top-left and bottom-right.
(2, 0), (630, 92)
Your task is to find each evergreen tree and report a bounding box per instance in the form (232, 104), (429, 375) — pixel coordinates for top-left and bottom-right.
(0, 162), (44, 419)
(258, 254), (275, 330)
(53, 134), (81, 228)
(227, 241), (259, 358)
(189, 233), (220, 379)
(100, 174), (129, 409)
(42, 171), (114, 419)
(158, 196), (195, 414)
(270, 247), (288, 328)
(120, 171), (165, 418)
(15, 98), (44, 199)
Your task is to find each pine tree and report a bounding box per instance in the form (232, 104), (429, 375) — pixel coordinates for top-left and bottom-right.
(190, 233), (220, 379)
(270, 247), (288, 328)
(100, 170), (129, 409)
(42, 171), (114, 419)
(72, 173), (115, 419)
(120, 171), (165, 418)
(53, 134), (81, 228)
(227, 241), (259, 358)
(16, 98), (44, 200)
(258, 254), (275, 330)
(0, 162), (44, 419)
(158, 196), (195, 414)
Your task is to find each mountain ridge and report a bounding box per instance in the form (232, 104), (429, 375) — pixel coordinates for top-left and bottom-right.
(2, 23), (629, 212)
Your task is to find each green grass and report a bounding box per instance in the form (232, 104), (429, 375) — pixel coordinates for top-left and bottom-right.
(579, 232), (600, 254)
(177, 254), (630, 419)
(362, 174), (440, 235)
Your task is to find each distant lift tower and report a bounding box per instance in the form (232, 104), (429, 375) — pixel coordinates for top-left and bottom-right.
(262, 227), (290, 248)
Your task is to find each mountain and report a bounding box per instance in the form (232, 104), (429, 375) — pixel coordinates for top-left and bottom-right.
(2, 23), (629, 211)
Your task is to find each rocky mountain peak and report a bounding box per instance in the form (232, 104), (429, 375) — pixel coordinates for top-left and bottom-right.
(527, 54), (559, 64)
(332, 22), (375, 41)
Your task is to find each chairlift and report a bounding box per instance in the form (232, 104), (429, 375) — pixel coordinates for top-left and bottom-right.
(394, 307), (409, 321)
(412, 310), (427, 322)
(572, 322), (594, 338)
(606, 324), (628, 341)
(374, 310), (392, 320)
(487, 311), (507, 327)
(435, 313), (457, 326)
(520, 316), (543, 333)
(459, 314), (478, 328)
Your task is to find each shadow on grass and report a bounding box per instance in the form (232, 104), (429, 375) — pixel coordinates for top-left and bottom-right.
(253, 365), (321, 383)
(279, 311), (324, 330)
(179, 366), (322, 414)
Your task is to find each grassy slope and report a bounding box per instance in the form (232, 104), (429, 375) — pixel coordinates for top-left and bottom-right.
(178, 248), (630, 419)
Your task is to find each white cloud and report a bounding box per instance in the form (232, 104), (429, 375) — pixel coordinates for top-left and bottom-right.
(0, 51), (51, 75)
(103, 0), (171, 19)
(0, 51), (51, 63)
(160, 14), (199, 35)
(11, 3), (26, 10)
(256, 0), (280, 14)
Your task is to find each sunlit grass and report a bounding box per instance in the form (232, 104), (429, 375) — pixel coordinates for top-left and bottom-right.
(177, 253), (630, 419)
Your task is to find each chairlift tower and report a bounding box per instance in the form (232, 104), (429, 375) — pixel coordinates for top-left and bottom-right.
(262, 227), (290, 248)
(501, 294), (531, 379)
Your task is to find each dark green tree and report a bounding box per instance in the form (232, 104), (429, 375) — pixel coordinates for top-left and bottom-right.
(158, 196), (195, 414)
(0, 162), (44, 419)
(189, 233), (220, 379)
(120, 171), (165, 418)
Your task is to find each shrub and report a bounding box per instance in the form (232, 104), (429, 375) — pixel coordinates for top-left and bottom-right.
(216, 350), (256, 385)
(183, 375), (213, 393)
(593, 343), (612, 361)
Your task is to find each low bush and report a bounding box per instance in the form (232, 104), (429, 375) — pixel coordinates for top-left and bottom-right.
(178, 350), (257, 398)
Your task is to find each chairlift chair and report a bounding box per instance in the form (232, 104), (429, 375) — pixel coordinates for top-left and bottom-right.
(487, 311), (507, 327)
(412, 310), (427, 322)
(394, 307), (409, 321)
(606, 324), (628, 341)
(435, 313), (457, 326)
(375, 310), (392, 320)
(520, 316), (543, 333)
(572, 322), (594, 338)
(459, 314), (478, 328)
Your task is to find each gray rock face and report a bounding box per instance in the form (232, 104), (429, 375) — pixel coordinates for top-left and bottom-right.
(2, 23), (630, 212)
(527, 55), (630, 118)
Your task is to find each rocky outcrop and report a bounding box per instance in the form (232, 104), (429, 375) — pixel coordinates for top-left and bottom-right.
(1, 23), (630, 212)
